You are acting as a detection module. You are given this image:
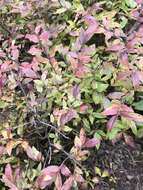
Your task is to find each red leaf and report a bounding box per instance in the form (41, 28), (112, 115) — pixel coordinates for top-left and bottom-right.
(60, 109), (77, 125)
(61, 176), (74, 190)
(25, 34), (39, 43)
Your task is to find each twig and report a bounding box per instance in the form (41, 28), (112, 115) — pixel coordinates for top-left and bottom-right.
(36, 119), (70, 140)
(50, 143), (82, 168)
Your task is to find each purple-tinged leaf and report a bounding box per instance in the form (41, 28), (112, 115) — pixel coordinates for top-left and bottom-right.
(60, 109), (77, 125)
(121, 112), (143, 122)
(108, 92), (125, 100)
(123, 134), (135, 148)
(107, 115), (118, 131)
(84, 138), (100, 148)
(72, 84), (80, 98)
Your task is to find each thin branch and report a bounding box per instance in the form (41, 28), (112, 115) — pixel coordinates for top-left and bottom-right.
(50, 143), (82, 168)
(36, 119), (70, 140)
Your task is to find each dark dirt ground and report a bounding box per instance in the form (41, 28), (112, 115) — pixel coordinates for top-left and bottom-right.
(90, 140), (143, 190)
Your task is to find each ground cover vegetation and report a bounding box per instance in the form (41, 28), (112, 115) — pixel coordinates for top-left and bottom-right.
(0, 0), (143, 189)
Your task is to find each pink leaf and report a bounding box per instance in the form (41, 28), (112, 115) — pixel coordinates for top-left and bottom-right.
(55, 173), (62, 190)
(102, 104), (120, 116)
(20, 67), (37, 78)
(121, 112), (143, 122)
(119, 53), (129, 68)
(21, 141), (43, 161)
(79, 128), (86, 146)
(36, 166), (59, 189)
(2, 164), (19, 190)
(135, 0), (143, 4)
(11, 46), (19, 60)
(75, 64), (89, 78)
(84, 138), (100, 148)
(79, 104), (89, 113)
(40, 31), (50, 42)
(60, 165), (71, 177)
(74, 174), (85, 183)
(25, 34), (39, 43)
(106, 44), (125, 52)
(28, 46), (42, 55)
(60, 109), (77, 125)
(121, 104), (134, 113)
(61, 176), (74, 190)
(4, 164), (13, 182)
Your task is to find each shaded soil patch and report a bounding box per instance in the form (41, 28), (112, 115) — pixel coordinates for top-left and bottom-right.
(89, 140), (143, 190)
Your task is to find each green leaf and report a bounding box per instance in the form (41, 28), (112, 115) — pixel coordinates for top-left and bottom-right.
(60, 0), (72, 9)
(83, 118), (91, 132)
(133, 100), (143, 111)
(92, 92), (103, 104)
(92, 81), (108, 93)
(102, 170), (110, 178)
(0, 101), (8, 108)
(125, 0), (137, 8)
(95, 167), (102, 176)
(107, 127), (121, 140)
(34, 80), (44, 93)
(137, 128), (143, 138)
